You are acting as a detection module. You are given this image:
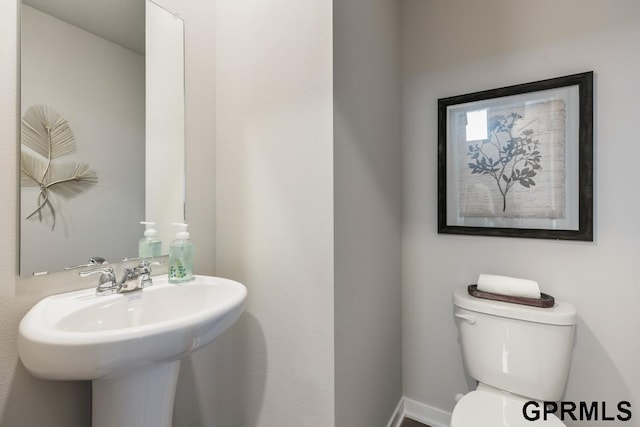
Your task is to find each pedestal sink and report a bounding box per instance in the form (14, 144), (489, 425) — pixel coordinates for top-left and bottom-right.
(18, 274), (247, 427)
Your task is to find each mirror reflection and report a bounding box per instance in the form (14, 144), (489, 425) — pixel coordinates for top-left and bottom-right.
(20, 0), (185, 276)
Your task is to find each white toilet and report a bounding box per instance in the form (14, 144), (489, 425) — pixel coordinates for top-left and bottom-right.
(451, 287), (577, 426)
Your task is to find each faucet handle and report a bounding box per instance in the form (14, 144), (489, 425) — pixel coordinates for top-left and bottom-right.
(79, 265), (114, 278)
(135, 260), (162, 288)
(79, 266), (118, 296)
(65, 257), (108, 270)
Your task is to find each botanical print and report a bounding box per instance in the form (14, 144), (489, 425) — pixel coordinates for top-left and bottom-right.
(457, 100), (566, 218)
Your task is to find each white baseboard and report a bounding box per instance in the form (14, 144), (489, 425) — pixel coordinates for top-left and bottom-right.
(386, 398), (406, 427)
(387, 397), (452, 427)
(404, 397), (452, 427)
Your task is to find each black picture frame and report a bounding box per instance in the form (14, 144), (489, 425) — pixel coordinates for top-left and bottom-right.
(437, 72), (593, 241)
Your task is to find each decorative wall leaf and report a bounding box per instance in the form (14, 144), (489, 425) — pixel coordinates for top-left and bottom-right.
(20, 105), (98, 230)
(46, 163), (98, 199)
(20, 151), (47, 187)
(21, 105), (77, 159)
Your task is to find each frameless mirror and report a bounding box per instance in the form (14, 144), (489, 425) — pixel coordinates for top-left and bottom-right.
(19, 0), (185, 276)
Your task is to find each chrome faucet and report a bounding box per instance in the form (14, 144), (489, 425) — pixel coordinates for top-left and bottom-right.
(117, 261), (154, 293)
(80, 260), (157, 296)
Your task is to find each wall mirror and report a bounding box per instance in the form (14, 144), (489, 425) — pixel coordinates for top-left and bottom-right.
(20, 0), (185, 276)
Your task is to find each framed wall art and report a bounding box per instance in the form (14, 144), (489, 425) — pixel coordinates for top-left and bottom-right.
(437, 72), (593, 240)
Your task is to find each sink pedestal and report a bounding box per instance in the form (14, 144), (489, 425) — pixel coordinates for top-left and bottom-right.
(92, 361), (181, 427)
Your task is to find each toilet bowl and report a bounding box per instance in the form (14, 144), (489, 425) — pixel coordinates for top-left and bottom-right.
(451, 287), (577, 427)
(451, 387), (565, 426)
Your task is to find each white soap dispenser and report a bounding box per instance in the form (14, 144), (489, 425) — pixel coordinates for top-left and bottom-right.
(138, 221), (162, 259)
(168, 222), (193, 283)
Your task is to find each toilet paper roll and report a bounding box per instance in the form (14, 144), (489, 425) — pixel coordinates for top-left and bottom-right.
(476, 274), (541, 299)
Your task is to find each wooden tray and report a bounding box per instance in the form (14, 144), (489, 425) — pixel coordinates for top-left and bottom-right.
(468, 284), (555, 308)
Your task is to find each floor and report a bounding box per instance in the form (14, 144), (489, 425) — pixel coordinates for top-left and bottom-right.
(400, 418), (430, 427)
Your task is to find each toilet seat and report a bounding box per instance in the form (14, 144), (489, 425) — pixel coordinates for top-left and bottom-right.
(451, 390), (566, 426)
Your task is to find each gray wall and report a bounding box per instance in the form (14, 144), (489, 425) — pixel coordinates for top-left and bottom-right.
(334, 0), (403, 425)
(213, 0), (336, 425)
(401, 0), (640, 424)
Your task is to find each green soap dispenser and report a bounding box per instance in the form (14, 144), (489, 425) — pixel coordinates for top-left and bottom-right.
(139, 221), (162, 259)
(168, 222), (193, 283)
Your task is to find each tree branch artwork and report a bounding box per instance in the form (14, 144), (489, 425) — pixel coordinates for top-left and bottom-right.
(466, 112), (541, 212)
(21, 105), (98, 230)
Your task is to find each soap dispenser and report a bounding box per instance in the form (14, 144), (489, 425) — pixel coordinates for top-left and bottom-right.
(138, 221), (162, 259)
(168, 222), (193, 283)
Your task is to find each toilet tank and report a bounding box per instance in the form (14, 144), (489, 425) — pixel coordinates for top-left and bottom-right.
(453, 288), (577, 401)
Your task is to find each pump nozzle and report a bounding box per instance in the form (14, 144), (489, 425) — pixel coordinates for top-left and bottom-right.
(172, 222), (190, 239)
(141, 221), (157, 237)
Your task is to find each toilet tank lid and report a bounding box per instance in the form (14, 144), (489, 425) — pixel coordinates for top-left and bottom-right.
(453, 288), (577, 325)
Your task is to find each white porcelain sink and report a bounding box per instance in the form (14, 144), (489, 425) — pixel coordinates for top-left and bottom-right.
(18, 274), (247, 427)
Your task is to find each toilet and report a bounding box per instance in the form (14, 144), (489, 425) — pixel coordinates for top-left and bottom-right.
(451, 287), (577, 426)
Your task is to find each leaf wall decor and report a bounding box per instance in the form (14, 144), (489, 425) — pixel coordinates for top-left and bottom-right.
(21, 105), (98, 230)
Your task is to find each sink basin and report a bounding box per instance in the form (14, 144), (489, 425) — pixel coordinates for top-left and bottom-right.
(18, 274), (247, 427)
